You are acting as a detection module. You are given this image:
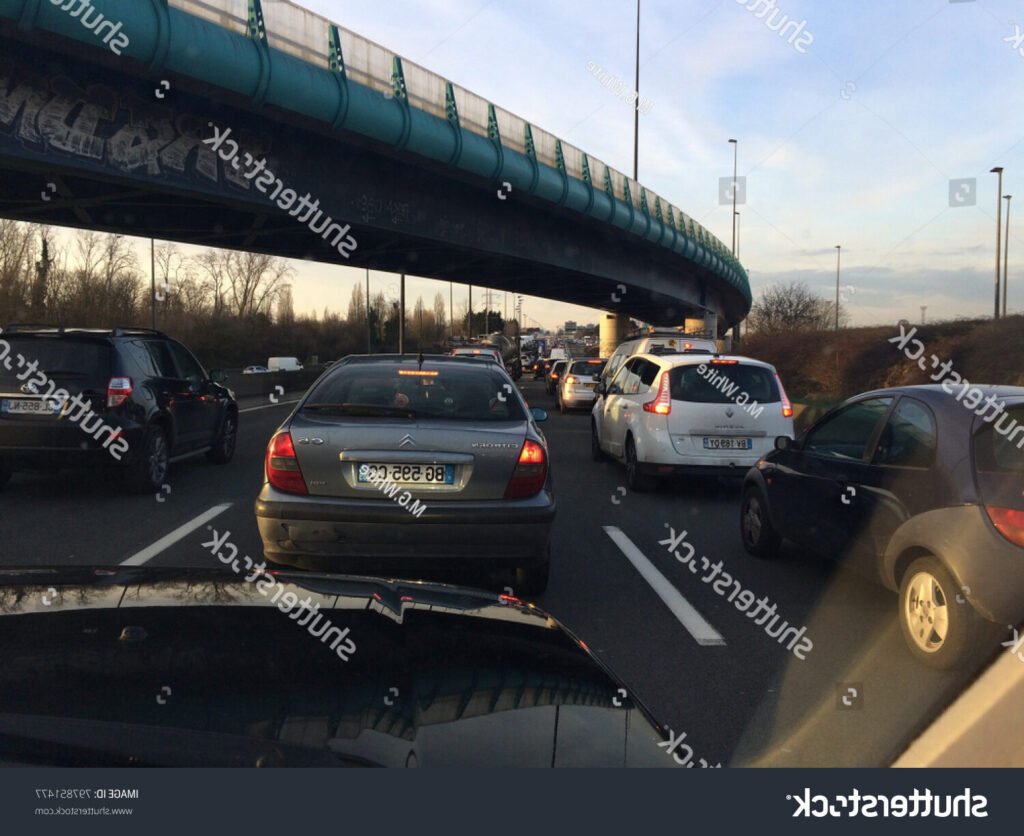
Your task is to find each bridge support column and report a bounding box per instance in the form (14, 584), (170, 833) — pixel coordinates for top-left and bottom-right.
(600, 313), (630, 358)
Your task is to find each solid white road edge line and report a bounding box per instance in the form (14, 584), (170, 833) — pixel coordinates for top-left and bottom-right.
(121, 503), (233, 566)
(603, 525), (727, 647)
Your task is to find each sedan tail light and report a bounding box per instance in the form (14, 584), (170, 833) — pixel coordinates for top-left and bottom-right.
(266, 431), (308, 495)
(986, 506), (1024, 547)
(107, 377), (133, 408)
(505, 439), (547, 499)
(775, 373), (793, 418)
(643, 371), (671, 415)
(564, 375), (578, 385)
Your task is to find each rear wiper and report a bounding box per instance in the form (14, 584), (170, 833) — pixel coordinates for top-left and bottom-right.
(302, 403), (417, 419)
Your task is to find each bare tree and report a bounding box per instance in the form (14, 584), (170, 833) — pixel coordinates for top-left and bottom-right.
(198, 250), (291, 321)
(746, 281), (847, 334)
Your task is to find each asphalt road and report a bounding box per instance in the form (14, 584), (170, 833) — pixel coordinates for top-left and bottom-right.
(0, 381), (984, 766)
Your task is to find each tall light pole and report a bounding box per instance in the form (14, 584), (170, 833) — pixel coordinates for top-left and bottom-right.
(467, 284), (473, 337)
(366, 269), (371, 353)
(150, 238), (156, 329)
(1004, 194), (1012, 318)
(398, 273), (405, 354)
(632, 0), (640, 181)
(728, 139), (738, 255)
(735, 211), (741, 260)
(449, 281), (453, 343)
(991, 167), (1004, 320)
(834, 245), (842, 332)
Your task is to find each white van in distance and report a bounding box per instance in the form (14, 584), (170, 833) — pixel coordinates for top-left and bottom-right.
(268, 357), (304, 372)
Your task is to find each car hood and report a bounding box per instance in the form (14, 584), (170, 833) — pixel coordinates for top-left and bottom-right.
(0, 567), (670, 767)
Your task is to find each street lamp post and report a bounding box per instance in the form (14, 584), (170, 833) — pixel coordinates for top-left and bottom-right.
(366, 269), (371, 353)
(729, 139), (738, 255)
(735, 211), (741, 260)
(633, 0), (640, 181)
(1004, 194), (1012, 318)
(991, 167), (1004, 320)
(398, 273), (405, 354)
(835, 245), (842, 332)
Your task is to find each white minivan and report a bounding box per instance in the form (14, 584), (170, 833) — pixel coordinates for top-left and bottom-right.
(268, 356), (304, 372)
(601, 329), (717, 387)
(591, 353), (794, 489)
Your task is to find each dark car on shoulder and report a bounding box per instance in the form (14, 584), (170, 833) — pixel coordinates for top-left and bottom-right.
(0, 325), (238, 493)
(740, 385), (1024, 669)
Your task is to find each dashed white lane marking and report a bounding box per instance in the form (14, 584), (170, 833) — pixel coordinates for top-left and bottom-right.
(603, 525), (727, 647)
(121, 503), (233, 566)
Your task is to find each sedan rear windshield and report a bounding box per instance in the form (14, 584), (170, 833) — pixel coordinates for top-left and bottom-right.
(669, 363), (780, 404)
(568, 360), (606, 376)
(304, 365), (526, 422)
(0, 337), (112, 386)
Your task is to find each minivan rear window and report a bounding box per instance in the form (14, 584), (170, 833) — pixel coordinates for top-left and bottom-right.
(669, 363), (779, 404)
(0, 337), (112, 385)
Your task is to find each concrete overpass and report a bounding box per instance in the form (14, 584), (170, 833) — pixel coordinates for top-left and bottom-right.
(0, 0), (751, 350)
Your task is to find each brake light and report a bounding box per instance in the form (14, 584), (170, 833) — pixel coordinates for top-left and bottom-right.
(565, 375), (577, 385)
(987, 507), (1024, 547)
(643, 371), (672, 415)
(550, 371), (558, 379)
(265, 431), (308, 495)
(711, 359), (738, 365)
(775, 373), (793, 418)
(505, 439), (547, 499)
(107, 377), (133, 408)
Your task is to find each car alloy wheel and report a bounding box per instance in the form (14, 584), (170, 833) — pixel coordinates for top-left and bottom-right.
(903, 569), (950, 655)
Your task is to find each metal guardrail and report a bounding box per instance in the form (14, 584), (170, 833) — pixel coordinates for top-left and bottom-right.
(168, 0), (734, 265)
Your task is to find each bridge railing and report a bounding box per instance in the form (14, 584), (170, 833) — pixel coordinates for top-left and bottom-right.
(167, 0), (732, 264)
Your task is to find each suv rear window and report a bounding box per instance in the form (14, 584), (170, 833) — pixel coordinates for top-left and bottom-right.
(669, 363), (779, 404)
(0, 337), (112, 385)
(305, 364), (526, 422)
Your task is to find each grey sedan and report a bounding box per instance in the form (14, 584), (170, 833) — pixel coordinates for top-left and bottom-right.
(255, 355), (554, 592)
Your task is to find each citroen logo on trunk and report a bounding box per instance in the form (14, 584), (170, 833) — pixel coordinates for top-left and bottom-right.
(399, 434), (416, 448)
(725, 407), (735, 418)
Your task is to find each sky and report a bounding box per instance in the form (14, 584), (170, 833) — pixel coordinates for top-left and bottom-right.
(108, 0), (1024, 328)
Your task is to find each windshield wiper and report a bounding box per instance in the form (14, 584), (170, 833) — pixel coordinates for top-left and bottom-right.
(302, 403), (417, 418)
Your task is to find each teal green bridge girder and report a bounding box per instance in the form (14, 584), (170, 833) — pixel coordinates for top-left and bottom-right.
(0, 0), (751, 318)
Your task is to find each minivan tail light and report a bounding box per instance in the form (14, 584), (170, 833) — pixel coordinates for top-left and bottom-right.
(107, 377), (133, 408)
(987, 506), (1024, 548)
(505, 439), (547, 499)
(643, 371), (672, 415)
(266, 431), (308, 495)
(775, 373), (793, 418)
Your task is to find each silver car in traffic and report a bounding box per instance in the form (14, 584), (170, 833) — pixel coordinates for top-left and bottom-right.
(255, 355), (555, 592)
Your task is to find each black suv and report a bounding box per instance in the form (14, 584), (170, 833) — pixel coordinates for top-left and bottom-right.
(0, 325), (238, 492)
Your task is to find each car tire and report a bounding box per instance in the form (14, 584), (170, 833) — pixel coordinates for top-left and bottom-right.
(625, 436), (656, 492)
(515, 546), (550, 596)
(899, 555), (992, 670)
(207, 413), (237, 464)
(591, 421), (606, 462)
(124, 425), (169, 494)
(740, 486), (782, 559)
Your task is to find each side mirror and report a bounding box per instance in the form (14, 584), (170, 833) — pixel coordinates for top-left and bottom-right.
(594, 382), (606, 396)
(530, 407), (549, 423)
(209, 369), (228, 383)
(774, 435), (795, 452)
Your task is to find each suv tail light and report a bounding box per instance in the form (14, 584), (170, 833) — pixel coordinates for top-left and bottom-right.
(643, 371), (672, 415)
(564, 375), (577, 385)
(107, 377), (133, 408)
(505, 439), (547, 499)
(266, 432), (308, 495)
(775, 373), (793, 418)
(986, 506), (1024, 547)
